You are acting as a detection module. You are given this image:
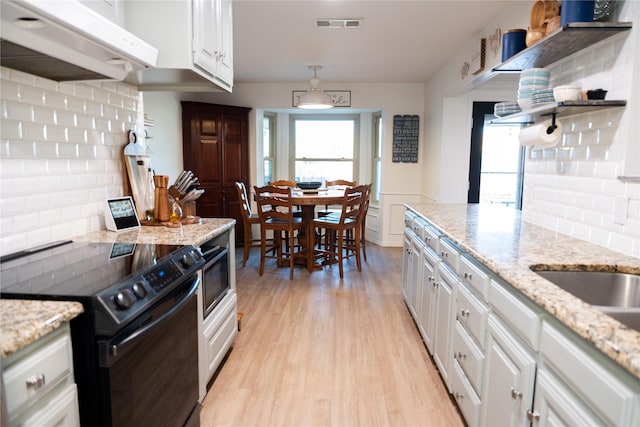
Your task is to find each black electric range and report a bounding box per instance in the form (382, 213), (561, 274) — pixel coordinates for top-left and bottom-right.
(1, 240), (205, 427)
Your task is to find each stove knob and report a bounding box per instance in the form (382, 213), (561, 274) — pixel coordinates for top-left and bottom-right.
(114, 289), (136, 310)
(180, 253), (195, 268)
(132, 282), (147, 299)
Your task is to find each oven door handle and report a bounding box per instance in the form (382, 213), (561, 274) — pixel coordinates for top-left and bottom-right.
(101, 277), (199, 366)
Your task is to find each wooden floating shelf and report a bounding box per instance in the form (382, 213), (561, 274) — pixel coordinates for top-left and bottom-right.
(491, 100), (627, 125)
(494, 22), (632, 72)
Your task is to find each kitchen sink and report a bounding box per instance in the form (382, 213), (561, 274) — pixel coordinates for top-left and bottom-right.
(533, 270), (640, 331)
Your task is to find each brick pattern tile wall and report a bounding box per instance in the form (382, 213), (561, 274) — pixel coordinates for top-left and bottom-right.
(0, 67), (142, 255)
(521, 21), (640, 257)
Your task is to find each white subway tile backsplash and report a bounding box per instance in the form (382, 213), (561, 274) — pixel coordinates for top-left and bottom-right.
(0, 67), (139, 255)
(523, 16), (640, 257)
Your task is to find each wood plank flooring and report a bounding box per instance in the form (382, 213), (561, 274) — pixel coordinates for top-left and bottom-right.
(200, 243), (464, 427)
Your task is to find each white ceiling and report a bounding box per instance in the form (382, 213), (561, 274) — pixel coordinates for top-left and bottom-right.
(232, 0), (509, 85)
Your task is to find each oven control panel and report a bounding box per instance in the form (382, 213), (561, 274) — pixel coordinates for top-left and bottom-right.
(94, 245), (204, 335)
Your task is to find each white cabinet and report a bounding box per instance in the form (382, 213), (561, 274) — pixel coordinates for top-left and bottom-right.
(482, 315), (536, 427)
(193, 0), (233, 89)
(2, 324), (80, 427)
(402, 208), (640, 427)
(125, 0), (233, 91)
(401, 230), (412, 303)
(417, 247), (439, 354)
(433, 264), (456, 392)
(530, 320), (640, 426)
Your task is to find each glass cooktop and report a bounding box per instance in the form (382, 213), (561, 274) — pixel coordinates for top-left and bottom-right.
(0, 240), (184, 300)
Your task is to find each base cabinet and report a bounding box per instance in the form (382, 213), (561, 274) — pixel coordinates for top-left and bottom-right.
(2, 325), (80, 427)
(481, 315), (536, 427)
(402, 208), (640, 427)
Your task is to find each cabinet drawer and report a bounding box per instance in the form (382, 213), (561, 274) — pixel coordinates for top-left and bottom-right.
(452, 360), (481, 427)
(460, 255), (491, 300)
(423, 225), (440, 253)
(404, 211), (416, 228)
(489, 279), (541, 350)
(3, 325), (74, 415)
(540, 321), (640, 426)
(456, 282), (489, 349)
(453, 321), (485, 396)
(439, 237), (460, 273)
(13, 383), (79, 427)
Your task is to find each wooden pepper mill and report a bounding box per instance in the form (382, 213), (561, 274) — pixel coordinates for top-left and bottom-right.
(153, 175), (170, 222)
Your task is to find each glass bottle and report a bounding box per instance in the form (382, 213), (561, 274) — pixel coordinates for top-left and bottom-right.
(145, 168), (155, 221)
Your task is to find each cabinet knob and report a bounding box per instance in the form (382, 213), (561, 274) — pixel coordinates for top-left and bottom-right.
(26, 374), (46, 390)
(526, 410), (540, 422)
(510, 387), (523, 399)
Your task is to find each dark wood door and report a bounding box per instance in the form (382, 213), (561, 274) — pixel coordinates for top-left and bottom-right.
(181, 102), (251, 245)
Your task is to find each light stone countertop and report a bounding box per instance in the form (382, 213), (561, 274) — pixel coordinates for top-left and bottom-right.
(406, 203), (640, 380)
(1, 300), (84, 358)
(73, 217), (236, 246)
(1, 218), (235, 358)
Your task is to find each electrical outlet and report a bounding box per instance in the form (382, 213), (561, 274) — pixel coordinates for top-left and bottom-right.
(613, 195), (628, 225)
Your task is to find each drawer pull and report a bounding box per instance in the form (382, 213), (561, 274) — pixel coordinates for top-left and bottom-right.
(464, 272), (473, 280)
(440, 251), (448, 258)
(454, 392), (464, 400)
(526, 410), (540, 422)
(26, 374), (45, 390)
(454, 351), (466, 360)
(460, 309), (470, 318)
(510, 387), (523, 399)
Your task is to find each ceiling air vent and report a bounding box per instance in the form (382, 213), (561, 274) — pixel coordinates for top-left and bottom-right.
(315, 19), (363, 29)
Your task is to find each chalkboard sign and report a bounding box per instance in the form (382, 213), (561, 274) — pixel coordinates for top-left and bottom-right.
(392, 115), (419, 163)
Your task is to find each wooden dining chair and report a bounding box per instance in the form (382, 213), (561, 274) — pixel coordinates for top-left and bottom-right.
(317, 179), (356, 218)
(254, 185), (304, 280)
(234, 181), (263, 267)
(313, 185), (365, 278)
(268, 180), (297, 188)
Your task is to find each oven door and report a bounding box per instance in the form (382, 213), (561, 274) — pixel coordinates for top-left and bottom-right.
(98, 276), (200, 427)
(202, 246), (230, 318)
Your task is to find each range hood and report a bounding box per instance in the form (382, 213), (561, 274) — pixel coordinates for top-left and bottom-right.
(0, 0), (158, 82)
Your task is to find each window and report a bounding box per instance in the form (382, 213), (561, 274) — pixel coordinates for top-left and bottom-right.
(263, 112), (276, 185)
(372, 112), (382, 202)
(290, 115), (359, 183)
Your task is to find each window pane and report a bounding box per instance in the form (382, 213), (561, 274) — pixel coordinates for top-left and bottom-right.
(294, 161), (353, 183)
(264, 160), (273, 185)
(295, 120), (354, 158)
(263, 117), (271, 155)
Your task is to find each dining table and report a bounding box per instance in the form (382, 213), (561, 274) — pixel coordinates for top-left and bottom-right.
(290, 188), (346, 271)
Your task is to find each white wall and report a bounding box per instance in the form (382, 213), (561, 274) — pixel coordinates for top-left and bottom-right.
(142, 82), (426, 246)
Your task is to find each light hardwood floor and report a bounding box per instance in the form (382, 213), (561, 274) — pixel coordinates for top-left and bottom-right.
(200, 243), (464, 427)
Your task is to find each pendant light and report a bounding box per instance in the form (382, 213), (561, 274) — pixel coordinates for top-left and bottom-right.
(297, 65), (334, 109)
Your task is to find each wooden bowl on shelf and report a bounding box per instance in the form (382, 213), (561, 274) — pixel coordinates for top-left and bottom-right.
(526, 28), (546, 47)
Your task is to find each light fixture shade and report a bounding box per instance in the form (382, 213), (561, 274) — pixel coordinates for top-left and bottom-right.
(298, 65), (334, 109)
(298, 89), (334, 109)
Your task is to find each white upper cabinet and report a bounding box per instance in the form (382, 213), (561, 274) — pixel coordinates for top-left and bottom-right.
(124, 0), (233, 92)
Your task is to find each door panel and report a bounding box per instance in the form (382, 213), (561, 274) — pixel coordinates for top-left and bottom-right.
(182, 102), (251, 244)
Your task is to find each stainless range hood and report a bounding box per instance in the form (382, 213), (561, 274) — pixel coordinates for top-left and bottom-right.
(0, 0), (158, 82)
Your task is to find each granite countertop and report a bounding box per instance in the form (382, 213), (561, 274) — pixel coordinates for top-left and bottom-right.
(74, 217), (235, 246)
(1, 300), (84, 358)
(406, 202), (640, 380)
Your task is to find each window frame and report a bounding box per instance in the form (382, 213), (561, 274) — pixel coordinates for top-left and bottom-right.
(263, 112), (276, 185)
(289, 114), (360, 183)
